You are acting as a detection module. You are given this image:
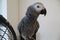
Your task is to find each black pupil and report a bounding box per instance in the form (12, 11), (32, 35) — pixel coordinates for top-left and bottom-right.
(37, 5), (40, 8)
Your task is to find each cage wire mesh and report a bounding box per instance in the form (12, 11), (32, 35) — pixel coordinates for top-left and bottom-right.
(0, 24), (14, 40)
(0, 15), (17, 40)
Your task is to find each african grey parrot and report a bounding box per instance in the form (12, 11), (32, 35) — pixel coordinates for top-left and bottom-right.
(18, 2), (47, 40)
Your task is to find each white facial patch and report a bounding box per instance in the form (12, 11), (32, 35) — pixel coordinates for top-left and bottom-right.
(32, 3), (44, 13)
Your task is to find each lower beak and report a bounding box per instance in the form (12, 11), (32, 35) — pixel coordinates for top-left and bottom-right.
(40, 8), (47, 16)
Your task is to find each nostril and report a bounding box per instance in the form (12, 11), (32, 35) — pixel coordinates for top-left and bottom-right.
(37, 5), (40, 8)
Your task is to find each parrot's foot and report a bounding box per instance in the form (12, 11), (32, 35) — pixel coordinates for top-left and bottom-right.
(20, 34), (36, 40)
(29, 37), (36, 40)
(32, 33), (36, 40)
(20, 36), (24, 40)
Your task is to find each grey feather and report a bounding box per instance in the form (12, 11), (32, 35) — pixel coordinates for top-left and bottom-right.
(18, 2), (47, 40)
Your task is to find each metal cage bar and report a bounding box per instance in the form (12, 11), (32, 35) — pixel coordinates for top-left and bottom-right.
(0, 15), (17, 40)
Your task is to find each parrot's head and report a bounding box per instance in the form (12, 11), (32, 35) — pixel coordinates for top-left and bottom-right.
(26, 2), (47, 18)
(32, 2), (47, 16)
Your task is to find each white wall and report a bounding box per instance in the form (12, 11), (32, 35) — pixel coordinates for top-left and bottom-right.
(0, 0), (7, 40)
(0, 0), (1, 14)
(0, 0), (7, 19)
(19, 0), (60, 40)
(7, 0), (19, 39)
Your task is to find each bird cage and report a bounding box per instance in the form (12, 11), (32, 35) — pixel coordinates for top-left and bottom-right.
(0, 15), (17, 40)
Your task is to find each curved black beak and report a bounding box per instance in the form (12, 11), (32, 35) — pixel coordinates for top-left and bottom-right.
(40, 8), (47, 16)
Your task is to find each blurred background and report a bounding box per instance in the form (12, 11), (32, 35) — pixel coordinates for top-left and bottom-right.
(0, 0), (60, 40)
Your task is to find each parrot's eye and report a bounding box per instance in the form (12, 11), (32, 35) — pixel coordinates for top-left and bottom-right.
(37, 5), (40, 8)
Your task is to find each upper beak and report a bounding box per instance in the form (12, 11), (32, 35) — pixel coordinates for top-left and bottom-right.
(40, 8), (47, 16)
